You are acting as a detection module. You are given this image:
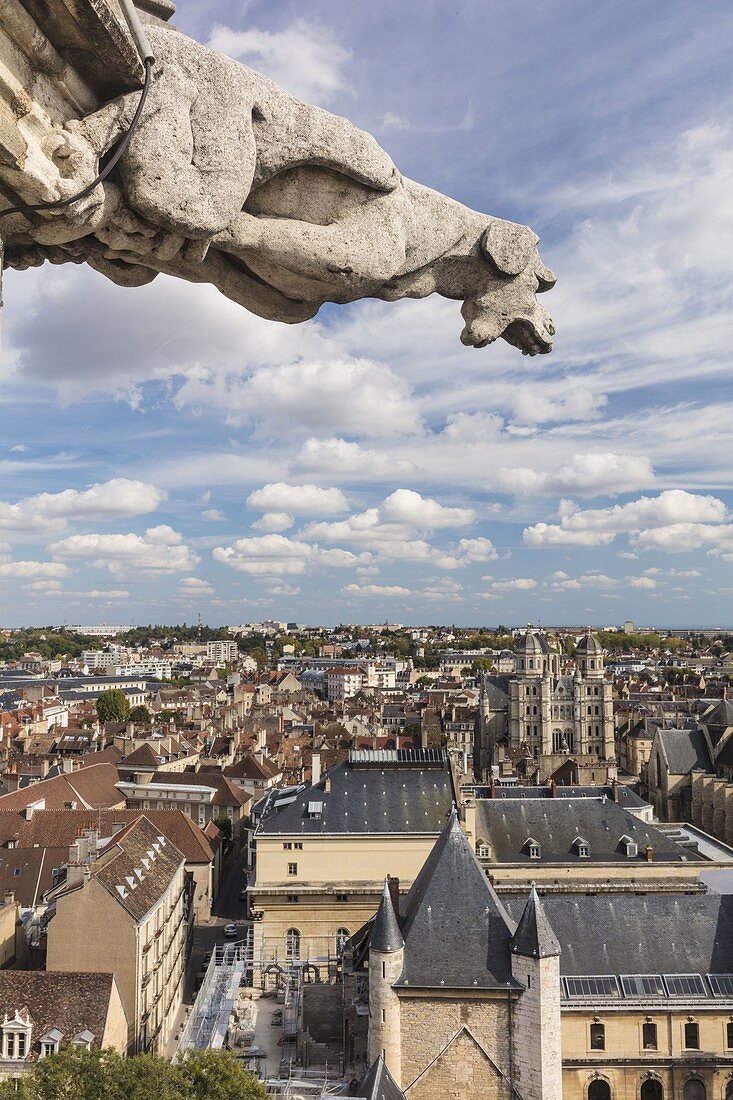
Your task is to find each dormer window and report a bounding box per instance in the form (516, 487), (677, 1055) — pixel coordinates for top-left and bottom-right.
(476, 840), (491, 860)
(526, 837), (541, 860)
(72, 1031), (94, 1050)
(574, 835), (590, 858)
(1, 1011), (32, 1060)
(620, 834), (638, 858)
(40, 1029), (63, 1058)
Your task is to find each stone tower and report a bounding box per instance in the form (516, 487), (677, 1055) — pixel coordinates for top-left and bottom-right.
(510, 884), (563, 1100)
(368, 879), (404, 1085)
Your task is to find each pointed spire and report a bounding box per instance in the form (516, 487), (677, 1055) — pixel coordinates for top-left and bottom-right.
(511, 883), (561, 959)
(371, 878), (403, 954)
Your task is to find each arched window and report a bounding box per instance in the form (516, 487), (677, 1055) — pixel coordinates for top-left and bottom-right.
(335, 928), (350, 955)
(725, 1081), (733, 1100)
(588, 1081), (611, 1100)
(682, 1081), (705, 1100)
(285, 928), (300, 960)
(641, 1081), (663, 1100)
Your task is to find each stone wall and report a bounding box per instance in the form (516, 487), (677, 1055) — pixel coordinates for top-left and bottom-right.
(399, 993), (512, 1100)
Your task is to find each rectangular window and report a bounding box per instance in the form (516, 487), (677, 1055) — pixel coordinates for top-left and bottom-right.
(337, 893), (348, 902)
(590, 1023), (605, 1050)
(727, 1021), (733, 1049)
(287, 894), (299, 903)
(287, 862), (297, 876)
(16, 1033), (26, 1058)
(684, 1022), (700, 1050)
(642, 1022), (658, 1050)
(283, 842), (292, 850)
(294, 842), (303, 850)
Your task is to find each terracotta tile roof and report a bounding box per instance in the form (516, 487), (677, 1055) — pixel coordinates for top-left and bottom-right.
(120, 743), (161, 767)
(0, 808), (215, 864)
(222, 755), (279, 782)
(0, 764), (124, 813)
(0, 970), (119, 1060)
(147, 770), (251, 808)
(0, 847), (68, 907)
(91, 815), (184, 922)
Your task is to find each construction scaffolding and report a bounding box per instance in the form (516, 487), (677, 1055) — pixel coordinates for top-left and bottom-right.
(176, 941), (248, 1053)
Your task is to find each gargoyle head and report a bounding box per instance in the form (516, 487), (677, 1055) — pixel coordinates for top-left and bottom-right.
(459, 219), (556, 355)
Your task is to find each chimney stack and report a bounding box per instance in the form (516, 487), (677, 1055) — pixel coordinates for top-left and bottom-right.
(311, 752), (321, 785)
(645, 845), (654, 862)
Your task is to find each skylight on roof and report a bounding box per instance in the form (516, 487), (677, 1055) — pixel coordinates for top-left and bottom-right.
(707, 974), (733, 997)
(563, 975), (620, 998)
(620, 974), (665, 997)
(663, 974), (706, 997)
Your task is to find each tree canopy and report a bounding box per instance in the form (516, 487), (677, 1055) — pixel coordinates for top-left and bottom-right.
(0, 1046), (266, 1100)
(96, 688), (131, 723)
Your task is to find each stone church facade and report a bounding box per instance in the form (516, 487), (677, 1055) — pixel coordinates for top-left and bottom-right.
(477, 629), (615, 777)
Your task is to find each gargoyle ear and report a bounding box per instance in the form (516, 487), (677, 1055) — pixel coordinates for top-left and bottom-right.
(482, 220), (538, 276)
(535, 260), (557, 291)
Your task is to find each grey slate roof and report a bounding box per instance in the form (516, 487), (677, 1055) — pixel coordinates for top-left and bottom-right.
(474, 797), (704, 863)
(511, 884), (561, 959)
(354, 1057), (406, 1100)
(393, 811), (520, 990)
(503, 891), (733, 978)
(371, 881), (403, 954)
(657, 728), (713, 775)
(482, 675), (511, 710)
(257, 756), (453, 835)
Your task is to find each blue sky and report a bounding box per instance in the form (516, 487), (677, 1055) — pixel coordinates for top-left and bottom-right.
(2, 0), (733, 628)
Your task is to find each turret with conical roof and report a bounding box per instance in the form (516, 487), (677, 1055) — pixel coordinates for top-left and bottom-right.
(368, 879), (404, 1084)
(371, 879), (404, 954)
(510, 884), (563, 1100)
(511, 883), (561, 959)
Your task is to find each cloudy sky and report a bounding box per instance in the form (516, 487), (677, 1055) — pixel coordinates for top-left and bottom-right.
(2, 0), (733, 628)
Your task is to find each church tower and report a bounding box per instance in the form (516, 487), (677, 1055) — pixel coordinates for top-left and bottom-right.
(510, 884), (563, 1100)
(368, 879), (404, 1085)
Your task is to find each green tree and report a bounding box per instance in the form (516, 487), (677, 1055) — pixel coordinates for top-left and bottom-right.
(129, 705), (152, 726)
(96, 688), (131, 724)
(0, 1046), (264, 1100)
(175, 1050), (266, 1100)
(213, 814), (233, 843)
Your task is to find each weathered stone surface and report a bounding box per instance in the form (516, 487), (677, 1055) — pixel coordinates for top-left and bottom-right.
(2, 10), (556, 354)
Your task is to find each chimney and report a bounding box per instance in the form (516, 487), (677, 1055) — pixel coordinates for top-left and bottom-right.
(645, 846), (654, 862)
(324, 775), (331, 793)
(311, 752), (321, 785)
(387, 875), (400, 919)
(550, 777), (558, 798)
(610, 779), (618, 802)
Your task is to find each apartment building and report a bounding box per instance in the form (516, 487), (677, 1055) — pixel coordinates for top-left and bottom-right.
(46, 815), (190, 1053)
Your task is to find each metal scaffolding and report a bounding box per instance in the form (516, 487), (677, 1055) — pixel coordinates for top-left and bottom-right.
(176, 941), (248, 1053)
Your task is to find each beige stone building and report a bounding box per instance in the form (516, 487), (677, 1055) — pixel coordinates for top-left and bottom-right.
(347, 812), (733, 1100)
(46, 815), (190, 1053)
(251, 749), (455, 965)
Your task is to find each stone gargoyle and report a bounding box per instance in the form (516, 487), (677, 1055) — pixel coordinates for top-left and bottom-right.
(5, 23), (556, 355)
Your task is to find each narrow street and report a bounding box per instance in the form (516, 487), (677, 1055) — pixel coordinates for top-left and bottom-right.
(183, 848), (252, 1007)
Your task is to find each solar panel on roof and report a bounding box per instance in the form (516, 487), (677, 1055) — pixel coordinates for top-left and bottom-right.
(620, 974), (665, 997)
(707, 974), (733, 997)
(663, 974), (706, 997)
(563, 975), (620, 998)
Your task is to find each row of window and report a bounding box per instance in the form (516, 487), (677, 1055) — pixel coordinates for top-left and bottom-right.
(588, 1020), (733, 1052)
(589, 1078), (730, 1100)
